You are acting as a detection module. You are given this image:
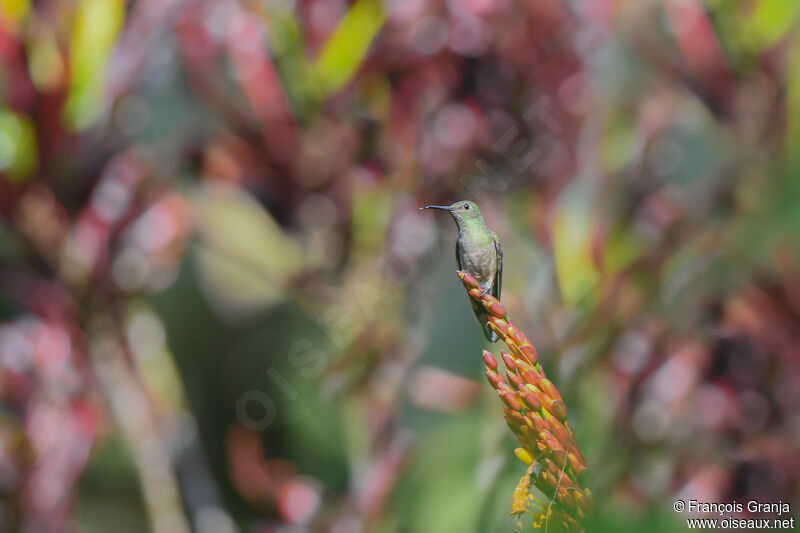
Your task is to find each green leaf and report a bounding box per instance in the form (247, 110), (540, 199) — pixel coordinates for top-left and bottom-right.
(0, 109), (37, 181)
(601, 115), (639, 174)
(788, 32), (800, 169)
(192, 182), (304, 317)
(553, 185), (600, 308)
(311, 0), (386, 96)
(63, 0), (125, 130)
(351, 184), (395, 253)
(27, 29), (67, 91)
(0, 0), (30, 30)
(604, 226), (642, 275)
(748, 0), (800, 49)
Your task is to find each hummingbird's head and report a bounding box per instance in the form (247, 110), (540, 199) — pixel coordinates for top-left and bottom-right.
(422, 201), (482, 226)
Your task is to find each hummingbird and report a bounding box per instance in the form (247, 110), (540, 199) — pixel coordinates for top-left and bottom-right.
(423, 201), (503, 342)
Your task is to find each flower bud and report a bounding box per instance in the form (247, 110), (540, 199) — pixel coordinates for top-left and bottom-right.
(483, 350), (498, 370)
(514, 447), (534, 466)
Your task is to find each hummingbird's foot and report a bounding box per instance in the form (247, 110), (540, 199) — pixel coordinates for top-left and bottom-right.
(479, 286), (490, 297)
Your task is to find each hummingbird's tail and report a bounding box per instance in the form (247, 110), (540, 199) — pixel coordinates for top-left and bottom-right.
(483, 320), (499, 342)
(468, 296), (499, 342)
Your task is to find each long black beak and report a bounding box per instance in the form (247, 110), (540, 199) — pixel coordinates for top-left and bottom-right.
(421, 205), (452, 211)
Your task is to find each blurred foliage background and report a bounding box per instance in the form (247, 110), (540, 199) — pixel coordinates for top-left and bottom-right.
(1, 0), (799, 532)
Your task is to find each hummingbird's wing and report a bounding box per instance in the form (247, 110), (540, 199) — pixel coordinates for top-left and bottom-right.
(491, 232), (503, 302)
(457, 239), (498, 342)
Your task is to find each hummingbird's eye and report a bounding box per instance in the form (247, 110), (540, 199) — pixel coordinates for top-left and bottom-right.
(464, 204), (470, 210)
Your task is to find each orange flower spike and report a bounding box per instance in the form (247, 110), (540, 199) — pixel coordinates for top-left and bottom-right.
(456, 270), (591, 530)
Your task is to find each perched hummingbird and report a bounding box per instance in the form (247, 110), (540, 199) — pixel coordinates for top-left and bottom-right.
(423, 201), (503, 342)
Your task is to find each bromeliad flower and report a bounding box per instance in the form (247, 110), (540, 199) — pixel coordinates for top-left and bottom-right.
(458, 271), (593, 532)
